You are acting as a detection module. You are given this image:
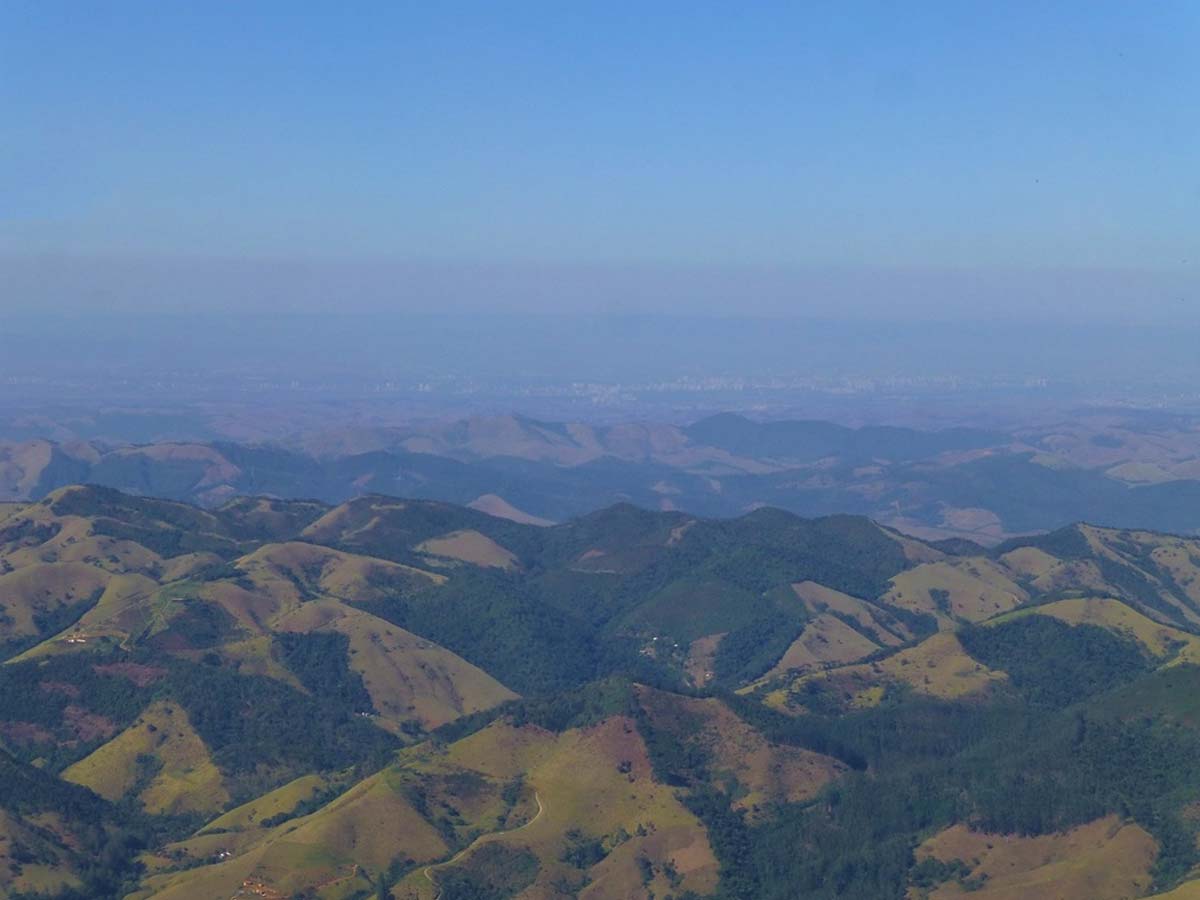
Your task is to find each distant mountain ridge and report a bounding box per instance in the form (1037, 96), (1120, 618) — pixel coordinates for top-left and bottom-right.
(5, 411), (1200, 544)
(683, 412), (1001, 462)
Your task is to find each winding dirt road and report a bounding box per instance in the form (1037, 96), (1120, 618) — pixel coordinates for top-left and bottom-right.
(422, 791), (545, 899)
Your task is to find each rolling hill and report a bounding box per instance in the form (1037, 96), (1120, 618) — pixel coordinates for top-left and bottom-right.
(8, 410), (1200, 543)
(4, 486), (1200, 897)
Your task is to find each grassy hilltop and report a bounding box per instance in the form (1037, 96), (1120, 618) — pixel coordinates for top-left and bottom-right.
(4, 486), (1200, 897)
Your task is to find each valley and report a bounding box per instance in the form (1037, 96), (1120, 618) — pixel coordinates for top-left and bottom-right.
(4, 486), (1200, 897)
(6, 409), (1200, 546)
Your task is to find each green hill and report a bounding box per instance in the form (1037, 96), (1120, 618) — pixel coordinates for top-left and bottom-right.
(5, 486), (1200, 898)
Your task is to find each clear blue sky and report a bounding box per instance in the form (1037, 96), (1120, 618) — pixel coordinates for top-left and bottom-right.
(2, 2), (1197, 314)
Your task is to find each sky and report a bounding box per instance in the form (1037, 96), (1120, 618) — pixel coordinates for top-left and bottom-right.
(2, 1), (1198, 318)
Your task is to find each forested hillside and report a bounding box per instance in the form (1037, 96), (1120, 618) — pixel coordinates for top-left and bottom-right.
(9, 411), (1200, 543)
(4, 486), (1200, 898)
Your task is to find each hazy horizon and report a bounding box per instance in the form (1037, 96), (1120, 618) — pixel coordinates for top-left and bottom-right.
(4, 3), (1200, 462)
(3, 254), (1199, 324)
(5, 2), (1198, 325)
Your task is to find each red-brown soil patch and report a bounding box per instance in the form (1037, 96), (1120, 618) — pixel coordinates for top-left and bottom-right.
(94, 662), (168, 687)
(40, 680), (81, 698)
(0, 721), (54, 745)
(62, 705), (117, 742)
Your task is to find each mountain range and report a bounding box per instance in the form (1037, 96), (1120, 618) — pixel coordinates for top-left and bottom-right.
(6, 411), (1200, 545)
(4, 485), (1200, 897)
